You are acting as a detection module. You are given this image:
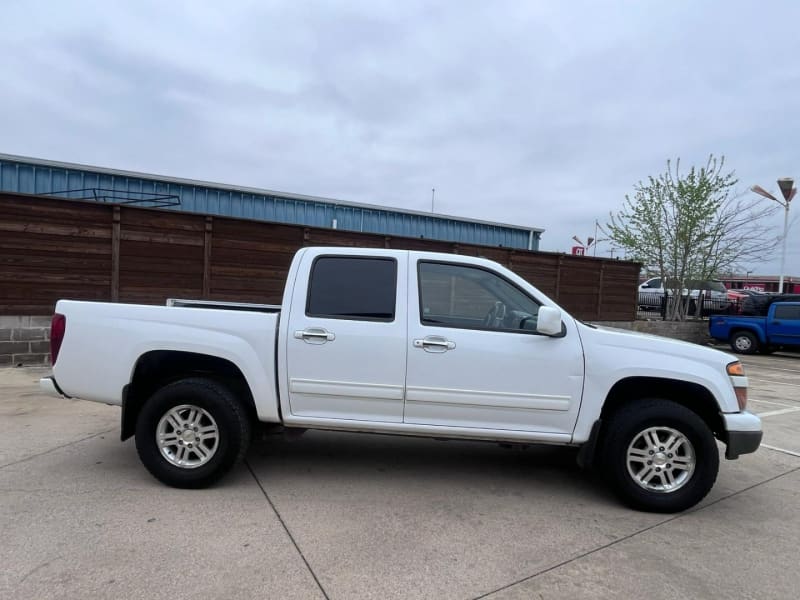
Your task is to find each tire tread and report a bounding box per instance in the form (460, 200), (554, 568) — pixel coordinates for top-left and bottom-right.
(135, 377), (251, 488)
(601, 398), (719, 513)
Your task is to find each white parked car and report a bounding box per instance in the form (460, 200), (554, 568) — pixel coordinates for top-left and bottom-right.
(638, 277), (729, 311)
(40, 248), (760, 512)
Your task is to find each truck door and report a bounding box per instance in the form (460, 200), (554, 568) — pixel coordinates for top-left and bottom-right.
(284, 250), (408, 422)
(404, 256), (584, 435)
(768, 303), (800, 347)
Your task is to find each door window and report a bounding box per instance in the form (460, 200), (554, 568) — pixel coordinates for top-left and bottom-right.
(306, 257), (397, 321)
(418, 261), (540, 332)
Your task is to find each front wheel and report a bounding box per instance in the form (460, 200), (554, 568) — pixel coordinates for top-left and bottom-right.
(601, 399), (719, 513)
(135, 377), (251, 488)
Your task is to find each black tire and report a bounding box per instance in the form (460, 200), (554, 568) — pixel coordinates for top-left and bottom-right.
(601, 399), (719, 513)
(730, 331), (759, 355)
(135, 377), (251, 488)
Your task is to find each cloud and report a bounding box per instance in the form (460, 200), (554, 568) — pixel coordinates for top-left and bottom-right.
(1, 0), (799, 274)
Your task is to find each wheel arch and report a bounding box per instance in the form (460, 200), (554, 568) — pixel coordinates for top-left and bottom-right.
(121, 350), (256, 441)
(729, 326), (765, 344)
(599, 377), (724, 438)
(578, 376), (724, 470)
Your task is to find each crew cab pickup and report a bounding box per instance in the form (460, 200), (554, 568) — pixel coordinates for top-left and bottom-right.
(709, 301), (800, 354)
(40, 247), (762, 513)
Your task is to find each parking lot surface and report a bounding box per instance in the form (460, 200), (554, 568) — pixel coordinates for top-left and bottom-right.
(2, 353), (799, 600)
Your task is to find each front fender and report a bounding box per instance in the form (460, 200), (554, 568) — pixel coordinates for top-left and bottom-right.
(572, 326), (738, 442)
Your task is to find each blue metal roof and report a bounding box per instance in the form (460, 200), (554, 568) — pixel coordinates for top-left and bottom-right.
(0, 153), (542, 250)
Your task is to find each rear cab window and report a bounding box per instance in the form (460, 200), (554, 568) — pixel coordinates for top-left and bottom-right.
(306, 256), (397, 321)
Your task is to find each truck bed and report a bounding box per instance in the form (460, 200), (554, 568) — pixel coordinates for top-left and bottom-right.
(51, 299), (281, 421)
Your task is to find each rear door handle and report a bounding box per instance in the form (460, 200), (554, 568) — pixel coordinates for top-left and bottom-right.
(294, 328), (336, 344)
(413, 336), (456, 353)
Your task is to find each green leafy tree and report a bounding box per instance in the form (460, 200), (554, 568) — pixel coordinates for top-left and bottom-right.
(608, 155), (778, 320)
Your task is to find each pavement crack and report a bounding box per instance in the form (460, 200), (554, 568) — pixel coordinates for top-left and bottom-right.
(19, 556), (62, 584)
(0, 429), (116, 470)
(471, 464), (800, 600)
(245, 460), (330, 600)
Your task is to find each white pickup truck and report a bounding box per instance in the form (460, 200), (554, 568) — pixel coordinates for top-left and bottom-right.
(40, 247), (761, 512)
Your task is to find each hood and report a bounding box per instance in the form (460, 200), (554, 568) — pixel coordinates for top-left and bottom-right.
(579, 322), (736, 368)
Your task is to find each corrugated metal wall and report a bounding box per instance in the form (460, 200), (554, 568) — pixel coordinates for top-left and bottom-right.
(0, 155), (542, 250)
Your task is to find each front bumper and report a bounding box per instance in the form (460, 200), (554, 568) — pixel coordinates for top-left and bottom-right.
(39, 377), (68, 398)
(721, 410), (763, 459)
(724, 430), (763, 459)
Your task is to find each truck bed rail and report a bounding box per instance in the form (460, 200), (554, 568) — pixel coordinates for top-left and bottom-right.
(166, 298), (281, 313)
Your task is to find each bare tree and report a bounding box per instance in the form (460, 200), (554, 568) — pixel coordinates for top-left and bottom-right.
(608, 155), (778, 320)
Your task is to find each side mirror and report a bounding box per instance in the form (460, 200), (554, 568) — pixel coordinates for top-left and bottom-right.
(536, 306), (563, 336)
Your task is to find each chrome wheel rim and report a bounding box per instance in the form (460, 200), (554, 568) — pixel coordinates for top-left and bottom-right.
(156, 404), (219, 469)
(626, 426), (695, 493)
(734, 336), (752, 351)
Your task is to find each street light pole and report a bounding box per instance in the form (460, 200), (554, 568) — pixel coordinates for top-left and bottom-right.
(751, 178), (796, 293)
(777, 178), (795, 294)
(779, 200), (790, 293)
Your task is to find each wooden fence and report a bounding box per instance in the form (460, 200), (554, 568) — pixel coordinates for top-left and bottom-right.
(0, 192), (639, 320)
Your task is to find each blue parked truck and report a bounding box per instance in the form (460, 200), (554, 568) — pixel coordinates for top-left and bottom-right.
(709, 301), (800, 354)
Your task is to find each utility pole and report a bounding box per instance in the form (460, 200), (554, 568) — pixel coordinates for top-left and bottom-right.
(431, 188), (435, 213)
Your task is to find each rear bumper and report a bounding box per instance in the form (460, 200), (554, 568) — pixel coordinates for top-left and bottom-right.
(39, 377), (68, 398)
(721, 410), (762, 459)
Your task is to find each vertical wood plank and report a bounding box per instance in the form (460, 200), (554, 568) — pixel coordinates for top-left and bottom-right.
(111, 206), (120, 302)
(597, 263), (605, 319)
(203, 216), (213, 298)
(555, 255), (563, 301)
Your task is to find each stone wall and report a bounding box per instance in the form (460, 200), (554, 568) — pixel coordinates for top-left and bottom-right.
(0, 316), (51, 367)
(591, 319), (712, 345)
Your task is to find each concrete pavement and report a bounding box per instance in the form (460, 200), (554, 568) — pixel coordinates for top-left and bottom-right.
(1, 355), (799, 599)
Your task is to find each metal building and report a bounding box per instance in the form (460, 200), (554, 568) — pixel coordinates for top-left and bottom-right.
(0, 153), (543, 250)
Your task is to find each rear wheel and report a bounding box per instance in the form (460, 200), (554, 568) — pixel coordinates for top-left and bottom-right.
(601, 399), (718, 513)
(730, 331), (759, 354)
(135, 377), (251, 488)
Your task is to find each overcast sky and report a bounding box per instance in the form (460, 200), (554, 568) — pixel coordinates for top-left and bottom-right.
(2, 0), (799, 275)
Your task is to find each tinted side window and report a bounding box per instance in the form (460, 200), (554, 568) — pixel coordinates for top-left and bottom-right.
(774, 305), (800, 320)
(307, 257), (397, 321)
(418, 261), (540, 332)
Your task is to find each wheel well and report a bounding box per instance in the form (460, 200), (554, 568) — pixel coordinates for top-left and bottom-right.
(729, 328), (759, 342)
(121, 351), (255, 441)
(599, 377), (724, 440)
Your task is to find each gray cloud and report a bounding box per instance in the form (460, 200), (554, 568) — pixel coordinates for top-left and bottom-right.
(1, 0), (799, 274)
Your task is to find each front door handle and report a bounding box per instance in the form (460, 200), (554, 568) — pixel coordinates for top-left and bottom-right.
(413, 336), (456, 353)
(294, 328), (336, 344)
